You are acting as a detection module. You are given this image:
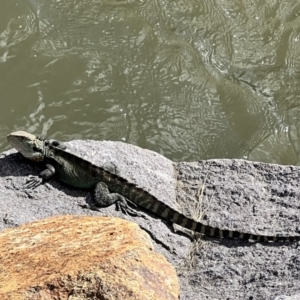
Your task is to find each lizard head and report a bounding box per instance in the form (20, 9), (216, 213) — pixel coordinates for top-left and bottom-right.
(7, 131), (45, 162)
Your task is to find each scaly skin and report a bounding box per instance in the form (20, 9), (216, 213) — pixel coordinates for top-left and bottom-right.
(7, 131), (300, 243)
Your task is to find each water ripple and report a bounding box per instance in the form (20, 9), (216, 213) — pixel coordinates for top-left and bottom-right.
(1, 0), (300, 164)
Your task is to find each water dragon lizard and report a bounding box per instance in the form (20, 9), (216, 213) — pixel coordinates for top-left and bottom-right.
(7, 131), (300, 243)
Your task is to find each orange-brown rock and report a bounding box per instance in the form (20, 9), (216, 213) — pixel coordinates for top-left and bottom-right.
(0, 215), (179, 300)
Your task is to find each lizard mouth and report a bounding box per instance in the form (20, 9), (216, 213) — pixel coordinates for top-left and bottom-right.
(7, 131), (45, 162)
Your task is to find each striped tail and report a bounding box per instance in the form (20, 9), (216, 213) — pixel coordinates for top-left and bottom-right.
(155, 202), (299, 243)
(104, 170), (299, 243)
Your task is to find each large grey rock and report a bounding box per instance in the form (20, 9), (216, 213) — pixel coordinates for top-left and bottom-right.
(1, 140), (300, 300)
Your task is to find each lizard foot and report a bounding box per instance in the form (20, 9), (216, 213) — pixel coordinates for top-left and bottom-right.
(116, 198), (140, 217)
(25, 176), (43, 189)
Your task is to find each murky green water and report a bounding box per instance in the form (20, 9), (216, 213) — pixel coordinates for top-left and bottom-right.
(1, 0), (300, 164)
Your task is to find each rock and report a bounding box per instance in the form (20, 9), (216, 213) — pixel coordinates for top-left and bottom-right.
(0, 215), (179, 300)
(1, 139), (300, 300)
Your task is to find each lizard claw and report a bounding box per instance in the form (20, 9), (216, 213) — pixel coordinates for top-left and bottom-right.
(125, 198), (137, 208)
(25, 176), (43, 189)
(116, 200), (140, 217)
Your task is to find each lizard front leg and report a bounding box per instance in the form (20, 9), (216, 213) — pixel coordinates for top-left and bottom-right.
(25, 164), (56, 189)
(93, 182), (139, 216)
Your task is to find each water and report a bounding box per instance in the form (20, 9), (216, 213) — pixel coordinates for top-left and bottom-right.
(1, 0), (300, 165)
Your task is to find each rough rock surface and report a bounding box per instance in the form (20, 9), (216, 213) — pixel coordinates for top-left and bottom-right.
(0, 215), (179, 300)
(1, 139), (300, 300)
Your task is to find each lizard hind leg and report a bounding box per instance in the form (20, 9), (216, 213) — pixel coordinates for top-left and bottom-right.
(93, 182), (139, 216)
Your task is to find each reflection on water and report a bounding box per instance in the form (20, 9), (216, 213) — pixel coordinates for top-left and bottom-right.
(1, 0), (300, 164)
